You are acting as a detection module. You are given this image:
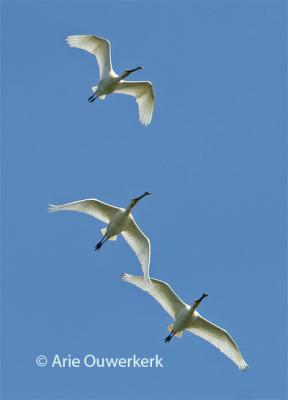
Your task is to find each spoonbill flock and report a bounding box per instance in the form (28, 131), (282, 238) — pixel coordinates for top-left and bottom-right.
(49, 33), (248, 372)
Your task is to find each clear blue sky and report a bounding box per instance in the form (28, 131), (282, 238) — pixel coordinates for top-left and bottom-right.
(1, 1), (286, 399)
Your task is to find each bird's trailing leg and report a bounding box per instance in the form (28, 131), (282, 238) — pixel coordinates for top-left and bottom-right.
(88, 93), (99, 103)
(164, 331), (174, 343)
(95, 236), (108, 251)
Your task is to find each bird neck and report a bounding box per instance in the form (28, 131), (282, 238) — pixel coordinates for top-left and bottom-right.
(124, 201), (134, 215)
(120, 67), (142, 80)
(119, 71), (129, 80)
(189, 308), (197, 318)
(191, 294), (207, 312)
(124, 193), (149, 215)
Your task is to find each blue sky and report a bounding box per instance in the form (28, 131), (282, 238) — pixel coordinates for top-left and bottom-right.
(1, 1), (286, 399)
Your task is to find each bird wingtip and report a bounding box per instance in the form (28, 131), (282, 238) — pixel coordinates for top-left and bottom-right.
(66, 35), (83, 46)
(120, 272), (129, 281)
(239, 361), (249, 371)
(47, 204), (56, 212)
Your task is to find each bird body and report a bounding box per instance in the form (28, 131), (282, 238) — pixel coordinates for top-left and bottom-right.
(49, 193), (151, 279)
(92, 71), (120, 97)
(66, 34), (155, 126)
(104, 208), (130, 238)
(172, 305), (194, 335)
(121, 273), (248, 371)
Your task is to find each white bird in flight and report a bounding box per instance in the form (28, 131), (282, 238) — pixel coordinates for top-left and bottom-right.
(66, 34), (155, 126)
(48, 193), (151, 279)
(121, 273), (248, 371)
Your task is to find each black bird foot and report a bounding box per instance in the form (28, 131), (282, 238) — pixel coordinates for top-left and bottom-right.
(88, 95), (96, 103)
(164, 334), (173, 343)
(95, 242), (102, 251)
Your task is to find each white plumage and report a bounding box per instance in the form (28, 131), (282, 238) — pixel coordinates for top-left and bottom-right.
(121, 273), (248, 371)
(66, 34), (155, 126)
(48, 193), (151, 279)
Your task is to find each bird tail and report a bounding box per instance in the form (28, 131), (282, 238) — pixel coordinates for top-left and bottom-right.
(100, 227), (117, 241)
(167, 324), (183, 338)
(91, 85), (106, 100)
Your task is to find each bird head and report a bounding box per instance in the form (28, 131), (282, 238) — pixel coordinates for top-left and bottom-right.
(192, 293), (208, 309)
(122, 66), (144, 78)
(130, 191), (151, 208)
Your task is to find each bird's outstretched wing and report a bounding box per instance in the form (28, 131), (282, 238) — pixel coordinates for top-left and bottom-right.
(187, 312), (248, 371)
(121, 273), (186, 319)
(66, 35), (113, 79)
(48, 199), (120, 224)
(121, 218), (151, 280)
(114, 81), (155, 126)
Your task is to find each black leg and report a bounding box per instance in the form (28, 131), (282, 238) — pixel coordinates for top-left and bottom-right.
(88, 93), (98, 103)
(95, 236), (108, 251)
(164, 331), (174, 343)
(95, 241), (103, 251)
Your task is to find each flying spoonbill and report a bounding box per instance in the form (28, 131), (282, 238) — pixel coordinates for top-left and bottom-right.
(121, 273), (248, 371)
(48, 193), (151, 279)
(66, 34), (155, 126)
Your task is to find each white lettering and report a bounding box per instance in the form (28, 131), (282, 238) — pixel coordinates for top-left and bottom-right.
(51, 354), (80, 368)
(155, 354), (163, 367)
(118, 358), (127, 367)
(141, 357), (149, 367)
(84, 354), (96, 367)
(133, 355), (141, 367)
(106, 357), (118, 367)
(96, 357), (105, 367)
(51, 354), (62, 368)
